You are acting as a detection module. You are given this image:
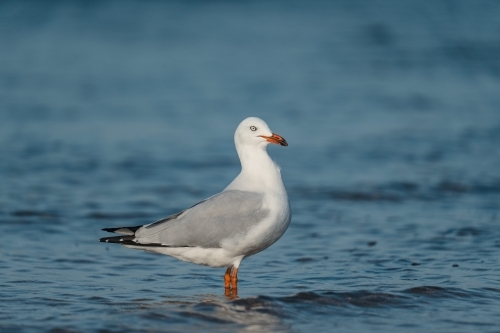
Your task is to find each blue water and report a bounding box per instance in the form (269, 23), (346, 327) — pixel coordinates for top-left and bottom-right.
(1, 1), (500, 332)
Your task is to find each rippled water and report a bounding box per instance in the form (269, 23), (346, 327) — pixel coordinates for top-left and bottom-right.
(1, 1), (500, 332)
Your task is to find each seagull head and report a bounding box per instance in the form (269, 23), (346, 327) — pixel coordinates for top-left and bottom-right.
(235, 117), (288, 149)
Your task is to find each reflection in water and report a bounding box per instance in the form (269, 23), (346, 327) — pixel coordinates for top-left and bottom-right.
(224, 287), (239, 300)
(144, 294), (291, 333)
(132, 286), (478, 333)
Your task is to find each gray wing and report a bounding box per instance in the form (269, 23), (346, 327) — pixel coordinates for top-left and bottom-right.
(134, 190), (268, 248)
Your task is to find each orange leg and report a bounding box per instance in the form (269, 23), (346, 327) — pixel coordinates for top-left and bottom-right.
(230, 267), (238, 290)
(224, 266), (239, 298)
(224, 266), (232, 289)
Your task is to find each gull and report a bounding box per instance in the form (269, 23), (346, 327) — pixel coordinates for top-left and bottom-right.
(100, 117), (291, 293)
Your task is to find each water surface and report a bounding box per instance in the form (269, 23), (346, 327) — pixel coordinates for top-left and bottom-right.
(1, 1), (500, 332)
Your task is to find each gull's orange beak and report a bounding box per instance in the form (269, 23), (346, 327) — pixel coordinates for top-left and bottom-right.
(259, 133), (288, 147)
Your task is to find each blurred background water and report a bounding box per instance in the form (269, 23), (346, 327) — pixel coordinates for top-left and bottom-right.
(1, 0), (500, 332)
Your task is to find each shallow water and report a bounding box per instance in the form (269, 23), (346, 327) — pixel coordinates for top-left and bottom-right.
(1, 1), (500, 332)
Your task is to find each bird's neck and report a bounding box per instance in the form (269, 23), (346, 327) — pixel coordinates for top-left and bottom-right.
(226, 144), (283, 192)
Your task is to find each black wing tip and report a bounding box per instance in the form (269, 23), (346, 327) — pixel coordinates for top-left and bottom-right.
(99, 236), (182, 248)
(98, 235), (164, 247)
(99, 236), (118, 243)
(99, 235), (134, 243)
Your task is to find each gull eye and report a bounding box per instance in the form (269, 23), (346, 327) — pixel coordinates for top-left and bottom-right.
(250, 126), (257, 131)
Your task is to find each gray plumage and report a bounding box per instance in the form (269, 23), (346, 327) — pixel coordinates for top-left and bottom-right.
(133, 190), (269, 248)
